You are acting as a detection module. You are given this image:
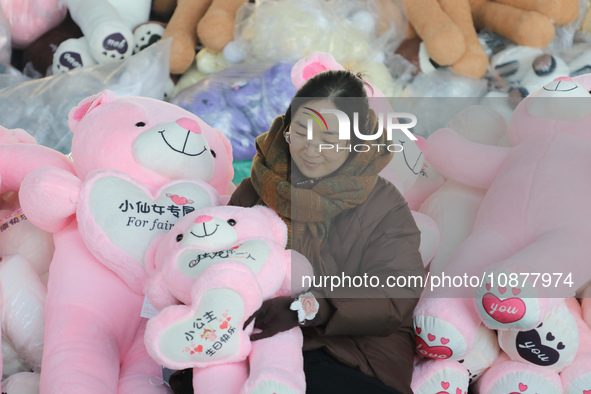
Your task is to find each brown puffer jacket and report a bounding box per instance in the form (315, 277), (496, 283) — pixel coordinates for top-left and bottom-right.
(229, 175), (425, 394)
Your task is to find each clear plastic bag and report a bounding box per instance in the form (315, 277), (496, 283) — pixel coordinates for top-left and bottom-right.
(230, 0), (407, 66)
(0, 39), (171, 154)
(171, 61), (296, 161)
(0, 2), (10, 65)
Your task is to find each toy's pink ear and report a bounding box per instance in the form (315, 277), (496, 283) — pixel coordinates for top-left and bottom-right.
(251, 205), (288, 246)
(0, 126), (36, 144)
(68, 90), (118, 132)
(572, 73), (591, 92)
(291, 52), (345, 89)
(212, 128), (233, 167)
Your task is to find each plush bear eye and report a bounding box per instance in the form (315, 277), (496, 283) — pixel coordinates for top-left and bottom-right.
(227, 219), (236, 226)
(135, 122), (146, 127)
(210, 149), (216, 158)
(176, 234), (183, 242)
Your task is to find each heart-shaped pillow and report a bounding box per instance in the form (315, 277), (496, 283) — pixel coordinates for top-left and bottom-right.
(77, 170), (220, 293)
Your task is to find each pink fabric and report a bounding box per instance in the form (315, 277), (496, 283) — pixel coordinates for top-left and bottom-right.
(0, 0), (67, 48)
(414, 76), (591, 365)
(144, 206), (309, 392)
(17, 91), (234, 393)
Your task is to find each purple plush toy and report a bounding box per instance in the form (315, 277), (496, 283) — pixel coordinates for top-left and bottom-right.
(171, 62), (296, 161)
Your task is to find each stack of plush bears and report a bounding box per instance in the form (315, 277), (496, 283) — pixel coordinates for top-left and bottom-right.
(410, 74), (591, 393)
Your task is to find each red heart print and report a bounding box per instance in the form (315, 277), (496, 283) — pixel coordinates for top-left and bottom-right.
(415, 336), (453, 359)
(220, 321), (229, 329)
(170, 194), (188, 205)
(428, 333), (436, 341)
(441, 381), (450, 390)
(416, 327), (422, 334)
(456, 388), (462, 394)
(482, 293), (526, 324)
(441, 337), (450, 344)
(196, 345), (203, 353)
(583, 390), (591, 394)
(498, 286), (506, 294)
(227, 317), (231, 321)
(512, 287), (521, 296)
(486, 283), (491, 291)
(519, 383), (527, 392)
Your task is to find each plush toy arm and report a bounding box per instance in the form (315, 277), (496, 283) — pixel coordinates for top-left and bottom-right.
(145, 272), (180, 311)
(278, 250), (314, 297)
(19, 167), (82, 233)
(65, 0), (136, 63)
(425, 128), (510, 190)
(239, 327), (305, 394)
(0, 144), (74, 194)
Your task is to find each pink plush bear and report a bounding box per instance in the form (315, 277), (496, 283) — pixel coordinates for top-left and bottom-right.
(144, 205), (312, 394)
(0, 0), (67, 48)
(0, 126), (74, 393)
(414, 75), (591, 362)
(18, 90), (233, 393)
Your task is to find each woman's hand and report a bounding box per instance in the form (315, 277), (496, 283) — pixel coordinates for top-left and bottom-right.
(243, 296), (300, 341)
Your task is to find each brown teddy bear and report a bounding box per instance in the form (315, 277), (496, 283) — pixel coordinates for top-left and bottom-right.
(152, 0), (247, 75)
(469, 0), (579, 48)
(404, 0), (489, 78)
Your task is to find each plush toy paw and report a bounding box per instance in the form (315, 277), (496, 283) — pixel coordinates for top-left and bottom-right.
(498, 300), (578, 372)
(240, 368), (303, 394)
(474, 270), (542, 330)
(475, 354), (563, 394)
(411, 359), (469, 394)
(414, 315), (468, 361)
(88, 22), (134, 64)
(52, 37), (98, 74)
(133, 23), (166, 54)
(145, 263), (263, 370)
(561, 354), (591, 394)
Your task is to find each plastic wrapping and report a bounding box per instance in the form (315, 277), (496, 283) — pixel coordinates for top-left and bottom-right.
(0, 0), (67, 48)
(0, 39), (171, 154)
(0, 3), (9, 65)
(550, 0), (590, 51)
(0, 255), (46, 379)
(230, 0), (406, 66)
(171, 61), (296, 161)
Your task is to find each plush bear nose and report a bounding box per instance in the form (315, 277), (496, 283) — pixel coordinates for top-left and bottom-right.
(194, 215), (213, 224)
(553, 76), (573, 82)
(176, 117), (201, 134)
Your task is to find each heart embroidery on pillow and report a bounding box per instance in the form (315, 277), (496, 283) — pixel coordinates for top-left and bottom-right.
(177, 240), (272, 280)
(78, 171), (219, 291)
(154, 288), (246, 366)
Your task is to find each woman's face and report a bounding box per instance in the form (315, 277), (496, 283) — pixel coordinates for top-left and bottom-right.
(288, 99), (350, 179)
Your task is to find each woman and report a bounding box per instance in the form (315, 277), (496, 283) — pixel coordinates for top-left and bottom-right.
(170, 70), (424, 394)
(230, 70), (425, 394)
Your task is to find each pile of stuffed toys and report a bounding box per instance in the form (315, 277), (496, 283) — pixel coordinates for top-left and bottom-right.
(2, 0), (591, 393)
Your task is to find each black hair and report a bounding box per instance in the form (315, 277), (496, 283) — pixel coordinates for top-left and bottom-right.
(283, 70), (374, 148)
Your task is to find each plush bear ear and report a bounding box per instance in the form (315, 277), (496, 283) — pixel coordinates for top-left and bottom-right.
(291, 52), (345, 90)
(0, 126), (36, 144)
(572, 73), (591, 92)
(212, 127), (233, 167)
(68, 90), (118, 132)
(251, 205), (288, 246)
